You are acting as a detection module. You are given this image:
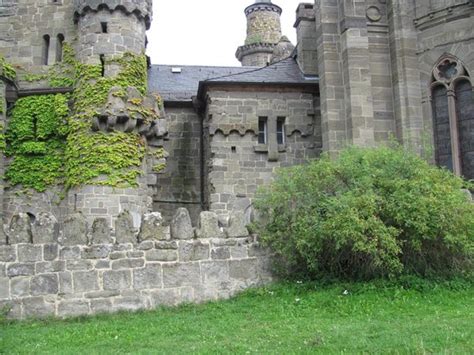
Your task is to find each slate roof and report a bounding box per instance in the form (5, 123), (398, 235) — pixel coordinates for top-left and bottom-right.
(148, 64), (257, 102)
(148, 57), (319, 103)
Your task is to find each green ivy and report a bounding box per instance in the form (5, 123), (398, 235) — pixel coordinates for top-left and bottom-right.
(65, 51), (151, 188)
(5, 94), (70, 191)
(0, 56), (16, 82)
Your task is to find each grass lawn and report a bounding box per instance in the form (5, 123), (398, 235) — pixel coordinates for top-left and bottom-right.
(1, 279), (473, 354)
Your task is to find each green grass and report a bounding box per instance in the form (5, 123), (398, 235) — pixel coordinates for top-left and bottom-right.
(1, 278), (473, 354)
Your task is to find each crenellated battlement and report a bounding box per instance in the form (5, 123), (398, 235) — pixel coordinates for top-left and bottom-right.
(73, 0), (153, 29)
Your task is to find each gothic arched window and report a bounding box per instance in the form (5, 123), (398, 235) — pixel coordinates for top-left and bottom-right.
(431, 55), (474, 180)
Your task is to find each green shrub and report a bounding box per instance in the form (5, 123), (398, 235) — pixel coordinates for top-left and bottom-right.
(254, 146), (474, 280)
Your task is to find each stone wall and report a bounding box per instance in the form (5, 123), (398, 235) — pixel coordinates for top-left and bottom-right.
(153, 107), (202, 225)
(204, 88), (320, 220)
(0, 208), (272, 319)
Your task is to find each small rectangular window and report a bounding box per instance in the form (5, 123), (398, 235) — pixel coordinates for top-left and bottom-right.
(258, 117), (267, 144)
(277, 117), (285, 145)
(101, 22), (108, 33)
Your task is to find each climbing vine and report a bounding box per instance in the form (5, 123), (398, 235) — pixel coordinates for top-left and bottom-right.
(0, 56), (16, 82)
(5, 94), (70, 191)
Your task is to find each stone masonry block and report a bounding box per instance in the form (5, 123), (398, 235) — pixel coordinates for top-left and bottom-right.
(32, 212), (59, 244)
(82, 245), (112, 259)
(139, 212), (169, 242)
(103, 270), (131, 290)
(91, 218), (112, 244)
(111, 258), (145, 270)
(17, 244), (42, 262)
(115, 211), (137, 244)
(10, 277), (30, 298)
(145, 249), (177, 262)
(0, 278), (9, 299)
(43, 244), (59, 261)
(30, 274), (59, 296)
(0, 246), (16, 262)
(60, 213), (88, 246)
(229, 259), (258, 281)
(8, 213), (32, 244)
(171, 208), (194, 240)
(225, 211), (250, 238)
(23, 297), (55, 318)
(178, 241), (210, 262)
(148, 288), (180, 307)
(163, 263), (201, 288)
(73, 271), (99, 293)
(60, 246), (81, 260)
(201, 261), (229, 284)
(58, 300), (90, 318)
(133, 264), (162, 289)
(7, 263), (35, 277)
(195, 212), (224, 239)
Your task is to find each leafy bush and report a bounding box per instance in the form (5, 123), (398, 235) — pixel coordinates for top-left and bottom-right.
(254, 146), (473, 280)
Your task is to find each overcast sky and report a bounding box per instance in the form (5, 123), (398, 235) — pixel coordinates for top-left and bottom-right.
(147, 0), (304, 67)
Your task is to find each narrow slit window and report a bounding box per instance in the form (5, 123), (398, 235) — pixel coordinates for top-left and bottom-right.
(277, 117), (285, 145)
(56, 34), (64, 62)
(258, 117), (267, 144)
(100, 54), (105, 77)
(42, 35), (50, 65)
(101, 22), (108, 33)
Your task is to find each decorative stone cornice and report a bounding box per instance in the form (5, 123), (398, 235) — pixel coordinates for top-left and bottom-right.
(73, 0), (153, 29)
(244, 2), (282, 16)
(235, 42), (276, 62)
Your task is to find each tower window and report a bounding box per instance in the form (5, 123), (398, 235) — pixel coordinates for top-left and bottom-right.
(42, 35), (50, 65)
(277, 117), (285, 145)
(101, 22), (108, 33)
(56, 34), (64, 63)
(100, 54), (105, 77)
(258, 117), (267, 144)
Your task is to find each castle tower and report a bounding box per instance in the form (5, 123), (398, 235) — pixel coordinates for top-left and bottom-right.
(67, 0), (167, 231)
(236, 0), (283, 67)
(73, 0), (152, 65)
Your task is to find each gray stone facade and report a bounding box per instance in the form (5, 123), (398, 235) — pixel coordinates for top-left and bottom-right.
(0, 209), (272, 319)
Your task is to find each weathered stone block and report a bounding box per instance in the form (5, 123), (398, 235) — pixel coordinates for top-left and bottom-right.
(60, 246), (81, 260)
(201, 261), (230, 283)
(82, 245), (112, 259)
(171, 208), (194, 240)
(145, 249), (177, 262)
(149, 288), (180, 307)
(139, 212), (170, 242)
(225, 211), (249, 238)
(230, 245), (248, 259)
(111, 258), (144, 270)
(36, 261), (65, 273)
(7, 263), (35, 277)
(0, 246), (16, 262)
(95, 260), (110, 269)
(43, 244), (58, 261)
(115, 211), (136, 244)
(58, 300), (90, 318)
(211, 247), (230, 260)
(229, 259), (258, 281)
(58, 272), (73, 294)
(84, 290), (119, 299)
(110, 251), (126, 260)
(137, 240), (154, 250)
(113, 296), (146, 312)
(155, 241), (178, 250)
(127, 251), (144, 258)
(10, 277), (30, 297)
(195, 212), (224, 239)
(103, 270), (131, 290)
(61, 213), (88, 246)
(23, 297), (55, 318)
(163, 263), (201, 287)
(0, 277), (9, 299)
(248, 244), (269, 257)
(32, 212), (58, 244)
(8, 213), (32, 244)
(91, 218), (112, 244)
(73, 271), (99, 292)
(17, 244), (42, 262)
(133, 264), (162, 289)
(178, 241), (210, 262)
(67, 260), (94, 271)
(30, 274), (59, 296)
(90, 299), (113, 314)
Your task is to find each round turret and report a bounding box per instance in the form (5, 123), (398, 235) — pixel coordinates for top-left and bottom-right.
(73, 0), (152, 64)
(236, 0), (283, 67)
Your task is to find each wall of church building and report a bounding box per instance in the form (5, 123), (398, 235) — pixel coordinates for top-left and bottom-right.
(153, 107), (203, 225)
(0, 0), (76, 67)
(203, 88), (321, 221)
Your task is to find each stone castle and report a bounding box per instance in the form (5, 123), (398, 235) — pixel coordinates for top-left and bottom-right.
(0, 0), (472, 318)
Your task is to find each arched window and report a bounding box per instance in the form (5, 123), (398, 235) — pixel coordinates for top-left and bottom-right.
(56, 34), (64, 62)
(431, 55), (474, 180)
(42, 34), (50, 65)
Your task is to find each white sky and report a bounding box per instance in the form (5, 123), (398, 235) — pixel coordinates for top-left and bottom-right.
(147, 0), (304, 67)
